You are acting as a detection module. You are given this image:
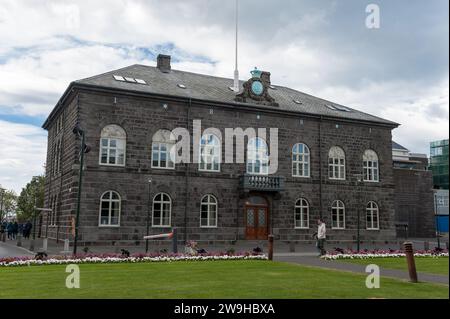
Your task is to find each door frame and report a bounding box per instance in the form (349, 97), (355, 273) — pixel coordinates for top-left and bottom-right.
(244, 195), (269, 240)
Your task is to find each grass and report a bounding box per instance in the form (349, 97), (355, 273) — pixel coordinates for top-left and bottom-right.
(0, 260), (448, 299)
(337, 257), (449, 276)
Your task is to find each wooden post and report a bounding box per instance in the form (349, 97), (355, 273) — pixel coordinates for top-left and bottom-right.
(403, 242), (418, 283)
(268, 234), (274, 261)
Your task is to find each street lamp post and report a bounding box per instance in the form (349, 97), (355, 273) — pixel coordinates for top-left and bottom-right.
(72, 125), (90, 256)
(354, 174), (363, 252)
(145, 177), (152, 253)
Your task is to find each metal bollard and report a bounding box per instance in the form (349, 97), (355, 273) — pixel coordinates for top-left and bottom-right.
(63, 239), (70, 253)
(172, 228), (178, 254)
(268, 235), (274, 261)
(403, 242), (418, 283)
(17, 234), (22, 247)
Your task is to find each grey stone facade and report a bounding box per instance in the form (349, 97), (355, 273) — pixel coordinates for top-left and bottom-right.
(41, 56), (398, 246)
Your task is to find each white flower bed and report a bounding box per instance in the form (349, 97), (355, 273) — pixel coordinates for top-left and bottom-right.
(321, 252), (449, 260)
(0, 254), (268, 267)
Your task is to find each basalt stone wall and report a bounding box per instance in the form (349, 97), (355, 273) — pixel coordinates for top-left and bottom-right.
(42, 88), (397, 246)
(394, 168), (435, 238)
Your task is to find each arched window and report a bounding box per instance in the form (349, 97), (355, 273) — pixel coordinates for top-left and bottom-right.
(99, 125), (126, 166)
(99, 191), (121, 226)
(363, 150), (379, 182)
(294, 198), (309, 229)
(247, 137), (269, 175)
(200, 194), (218, 227)
(292, 143), (310, 177)
(331, 200), (345, 229)
(152, 129), (176, 169)
(328, 146), (346, 180)
(199, 134), (221, 172)
(366, 201), (379, 230)
(152, 193), (172, 227)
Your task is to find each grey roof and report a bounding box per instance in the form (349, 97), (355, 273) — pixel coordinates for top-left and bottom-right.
(392, 141), (409, 151)
(73, 64), (398, 126)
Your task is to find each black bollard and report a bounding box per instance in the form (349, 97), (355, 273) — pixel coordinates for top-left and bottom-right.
(268, 235), (274, 261)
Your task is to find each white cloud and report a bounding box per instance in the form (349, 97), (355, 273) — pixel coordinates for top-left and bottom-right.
(0, 120), (47, 193)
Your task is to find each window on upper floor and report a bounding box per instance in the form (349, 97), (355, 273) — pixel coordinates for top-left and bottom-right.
(247, 137), (269, 175)
(363, 150), (379, 182)
(292, 143), (310, 177)
(99, 125), (126, 166)
(199, 134), (221, 172)
(328, 146), (346, 180)
(152, 129), (176, 169)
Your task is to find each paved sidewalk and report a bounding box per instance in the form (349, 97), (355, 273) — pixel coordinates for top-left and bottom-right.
(275, 255), (449, 285)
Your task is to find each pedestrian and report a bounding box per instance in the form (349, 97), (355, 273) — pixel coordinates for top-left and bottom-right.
(18, 223), (24, 236)
(24, 221), (32, 239)
(12, 221), (18, 240)
(6, 222), (13, 240)
(315, 218), (326, 256)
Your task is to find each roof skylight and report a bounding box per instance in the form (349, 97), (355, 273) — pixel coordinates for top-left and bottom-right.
(325, 104), (337, 111)
(177, 84), (187, 89)
(113, 75), (147, 85)
(293, 100), (302, 105)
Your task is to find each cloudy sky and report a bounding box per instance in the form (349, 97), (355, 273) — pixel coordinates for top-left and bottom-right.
(0, 0), (448, 193)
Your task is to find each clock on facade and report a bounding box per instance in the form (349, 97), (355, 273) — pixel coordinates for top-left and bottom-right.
(251, 80), (264, 95)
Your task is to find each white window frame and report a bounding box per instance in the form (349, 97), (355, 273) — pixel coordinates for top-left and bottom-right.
(152, 193), (172, 228)
(328, 146), (346, 180)
(331, 200), (346, 229)
(294, 198), (309, 229)
(99, 125), (126, 167)
(247, 137), (269, 175)
(151, 130), (176, 170)
(363, 150), (379, 182)
(200, 194), (218, 228)
(98, 191), (121, 227)
(292, 143), (310, 178)
(199, 134), (221, 172)
(366, 201), (380, 230)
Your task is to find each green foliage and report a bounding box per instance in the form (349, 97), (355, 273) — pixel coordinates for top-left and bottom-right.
(16, 175), (45, 222)
(0, 187), (17, 221)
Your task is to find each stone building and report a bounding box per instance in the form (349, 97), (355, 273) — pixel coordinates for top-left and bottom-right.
(41, 54), (399, 246)
(392, 141), (435, 238)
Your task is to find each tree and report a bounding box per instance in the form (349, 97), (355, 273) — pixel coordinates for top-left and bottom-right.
(0, 187), (17, 221)
(16, 176), (45, 222)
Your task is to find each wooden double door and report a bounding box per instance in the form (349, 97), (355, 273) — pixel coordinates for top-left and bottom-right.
(245, 197), (269, 240)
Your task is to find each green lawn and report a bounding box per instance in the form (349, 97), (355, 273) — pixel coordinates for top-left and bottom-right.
(0, 260), (447, 299)
(338, 257), (449, 276)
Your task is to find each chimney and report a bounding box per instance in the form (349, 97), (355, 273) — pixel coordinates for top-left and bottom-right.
(157, 54), (171, 73)
(261, 71), (271, 86)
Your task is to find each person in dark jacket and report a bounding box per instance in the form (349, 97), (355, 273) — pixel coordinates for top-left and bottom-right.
(6, 222), (13, 240)
(12, 221), (18, 240)
(24, 221), (32, 239)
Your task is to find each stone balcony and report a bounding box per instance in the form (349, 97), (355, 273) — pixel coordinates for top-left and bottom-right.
(239, 174), (285, 192)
